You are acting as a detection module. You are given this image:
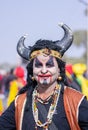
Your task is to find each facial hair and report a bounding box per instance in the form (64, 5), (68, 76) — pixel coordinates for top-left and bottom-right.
(40, 79), (48, 85)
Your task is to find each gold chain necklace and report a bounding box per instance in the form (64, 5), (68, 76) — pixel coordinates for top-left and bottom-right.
(32, 84), (61, 130)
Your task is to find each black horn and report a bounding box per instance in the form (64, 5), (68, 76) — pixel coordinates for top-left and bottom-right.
(17, 35), (31, 60)
(56, 23), (73, 55)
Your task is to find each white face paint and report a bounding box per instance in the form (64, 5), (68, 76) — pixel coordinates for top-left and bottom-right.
(33, 55), (60, 86)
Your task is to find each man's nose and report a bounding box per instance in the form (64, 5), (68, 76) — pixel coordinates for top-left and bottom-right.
(41, 66), (48, 74)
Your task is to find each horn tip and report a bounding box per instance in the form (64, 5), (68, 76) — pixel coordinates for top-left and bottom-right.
(58, 22), (64, 27)
(23, 34), (28, 38)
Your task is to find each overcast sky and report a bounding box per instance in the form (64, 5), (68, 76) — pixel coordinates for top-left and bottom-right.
(0, 0), (87, 65)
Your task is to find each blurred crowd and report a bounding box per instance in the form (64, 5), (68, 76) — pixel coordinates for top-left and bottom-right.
(0, 66), (26, 115)
(0, 63), (88, 115)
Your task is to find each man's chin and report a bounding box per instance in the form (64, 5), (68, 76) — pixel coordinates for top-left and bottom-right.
(41, 79), (50, 84)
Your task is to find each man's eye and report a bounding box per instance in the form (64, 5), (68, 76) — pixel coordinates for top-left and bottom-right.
(34, 58), (42, 68)
(46, 63), (54, 67)
(35, 63), (42, 68)
(46, 56), (54, 67)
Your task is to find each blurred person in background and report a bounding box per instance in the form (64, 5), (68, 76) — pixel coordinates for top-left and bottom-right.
(0, 23), (88, 130)
(3, 68), (16, 97)
(7, 66), (26, 107)
(0, 70), (6, 115)
(82, 69), (88, 98)
(0, 74), (4, 115)
(0, 100), (3, 115)
(65, 64), (82, 92)
(72, 63), (88, 99)
(83, 69), (88, 79)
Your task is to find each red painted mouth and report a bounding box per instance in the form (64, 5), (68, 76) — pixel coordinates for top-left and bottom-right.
(38, 74), (52, 77)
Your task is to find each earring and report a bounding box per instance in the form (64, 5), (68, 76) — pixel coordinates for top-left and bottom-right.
(58, 76), (62, 81)
(32, 76), (35, 81)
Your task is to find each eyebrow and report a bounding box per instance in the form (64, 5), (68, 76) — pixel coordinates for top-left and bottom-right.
(34, 58), (42, 67)
(46, 56), (54, 67)
(34, 56), (54, 67)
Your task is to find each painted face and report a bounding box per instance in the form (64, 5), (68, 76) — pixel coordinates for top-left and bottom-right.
(33, 55), (60, 85)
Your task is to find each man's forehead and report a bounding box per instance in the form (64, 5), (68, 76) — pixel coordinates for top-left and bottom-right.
(34, 55), (54, 62)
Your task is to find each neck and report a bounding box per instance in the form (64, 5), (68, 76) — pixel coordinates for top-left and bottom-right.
(36, 81), (58, 100)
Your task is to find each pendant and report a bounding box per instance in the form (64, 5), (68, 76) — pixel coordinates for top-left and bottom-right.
(35, 125), (38, 130)
(44, 128), (48, 130)
(44, 125), (48, 130)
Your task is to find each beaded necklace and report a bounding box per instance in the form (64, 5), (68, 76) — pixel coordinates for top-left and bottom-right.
(36, 94), (53, 104)
(32, 84), (61, 130)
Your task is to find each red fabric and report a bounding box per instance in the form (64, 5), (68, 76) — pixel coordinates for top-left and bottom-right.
(0, 74), (3, 81)
(65, 64), (73, 75)
(14, 67), (25, 78)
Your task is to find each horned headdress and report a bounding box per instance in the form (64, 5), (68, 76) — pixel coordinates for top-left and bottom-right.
(17, 23), (73, 60)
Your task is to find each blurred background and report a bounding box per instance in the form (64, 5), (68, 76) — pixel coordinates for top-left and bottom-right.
(0, 0), (88, 68)
(0, 0), (88, 113)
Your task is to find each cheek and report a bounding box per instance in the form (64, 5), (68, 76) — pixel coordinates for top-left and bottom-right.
(33, 68), (41, 81)
(50, 67), (59, 75)
(33, 68), (39, 75)
(52, 68), (60, 79)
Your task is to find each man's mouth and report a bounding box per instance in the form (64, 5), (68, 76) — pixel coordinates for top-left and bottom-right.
(37, 74), (52, 84)
(38, 74), (52, 78)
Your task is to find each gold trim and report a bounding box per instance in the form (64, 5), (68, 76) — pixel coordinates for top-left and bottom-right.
(30, 48), (62, 60)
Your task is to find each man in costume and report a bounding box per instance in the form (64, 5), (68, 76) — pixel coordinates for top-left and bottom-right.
(0, 23), (88, 130)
